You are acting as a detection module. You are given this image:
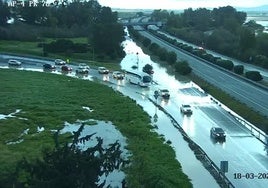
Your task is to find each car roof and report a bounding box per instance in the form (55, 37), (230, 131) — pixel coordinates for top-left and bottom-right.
(213, 127), (224, 132)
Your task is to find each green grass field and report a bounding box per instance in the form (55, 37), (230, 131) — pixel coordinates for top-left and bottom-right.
(0, 69), (192, 187)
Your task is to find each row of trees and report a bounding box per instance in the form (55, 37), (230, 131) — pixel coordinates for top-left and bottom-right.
(152, 31), (263, 81)
(150, 6), (268, 69)
(130, 26), (192, 75)
(0, 0), (125, 59)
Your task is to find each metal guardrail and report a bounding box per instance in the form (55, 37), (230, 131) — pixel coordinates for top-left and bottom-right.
(229, 111), (267, 146)
(148, 97), (235, 188)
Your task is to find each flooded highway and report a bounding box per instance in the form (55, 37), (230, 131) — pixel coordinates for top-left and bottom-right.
(1, 32), (268, 188)
(116, 36), (268, 188)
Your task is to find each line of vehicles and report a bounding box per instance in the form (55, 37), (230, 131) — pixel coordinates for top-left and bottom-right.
(6, 57), (226, 142)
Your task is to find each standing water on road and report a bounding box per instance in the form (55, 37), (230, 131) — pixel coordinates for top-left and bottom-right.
(119, 30), (220, 188)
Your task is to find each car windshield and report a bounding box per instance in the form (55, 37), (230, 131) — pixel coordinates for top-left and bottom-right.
(215, 128), (224, 133)
(161, 89), (169, 93)
(183, 105), (191, 108)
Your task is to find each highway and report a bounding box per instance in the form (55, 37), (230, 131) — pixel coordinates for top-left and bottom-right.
(157, 30), (268, 81)
(1, 36), (268, 187)
(120, 38), (268, 188)
(139, 31), (268, 118)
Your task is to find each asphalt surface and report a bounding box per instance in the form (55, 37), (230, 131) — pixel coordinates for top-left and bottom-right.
(139, 31), (268, 118)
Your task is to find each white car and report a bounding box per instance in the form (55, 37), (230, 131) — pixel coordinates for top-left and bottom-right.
(79, 63), (90, 70)
(112, 71), (124, 79)
(54, 59), (66, 65)
(76, 63), (90, 74)
(180, 104), (193, 115)
(98, 67), (109, 74)
(8, 59), (22, 66)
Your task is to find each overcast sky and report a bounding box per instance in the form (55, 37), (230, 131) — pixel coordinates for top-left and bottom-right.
(98, 0), (267, 10)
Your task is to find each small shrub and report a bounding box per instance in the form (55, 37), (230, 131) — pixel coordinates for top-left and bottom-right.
(174, 60), (192, 75)
(234, 65), (244, 74)
(142, 38), (151, 47)
(245, 71), (263, 81)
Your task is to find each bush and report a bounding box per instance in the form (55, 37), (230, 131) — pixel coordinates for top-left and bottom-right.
(245, 71), (263, 81)
(166, 51), (177, 65)
(174, 60), (192, 75)
(234, 65), (244, 74)
(215, 59), (234, 70)
(142, 64), (154, 74)
(157, 47), (168, 61)
(142, 38), (151, 47)
(149, 42), (160, 53)
(44, 39), (88, 53)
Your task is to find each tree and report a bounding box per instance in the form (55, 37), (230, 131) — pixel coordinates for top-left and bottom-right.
(239, 27), (256, 51)
(151, 9), (169, 22)
(166, 11), (183, 28)
(92, 23), (125, 58)
(206, 28), (238, 56)
(97, 6), (117, 24)
(244, 20), (264, 33)
(14, 124), (128, 187)
(212, 6), (246, 30)
(256, 33), (268, 57)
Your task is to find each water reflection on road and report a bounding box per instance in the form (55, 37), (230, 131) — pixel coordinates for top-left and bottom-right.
(118, 34), (268, 188)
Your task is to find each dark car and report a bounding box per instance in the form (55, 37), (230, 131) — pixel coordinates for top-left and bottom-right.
(61, 65), (72, 72)
(210, 127), (226, 140)
(43, 63), (56, 70)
